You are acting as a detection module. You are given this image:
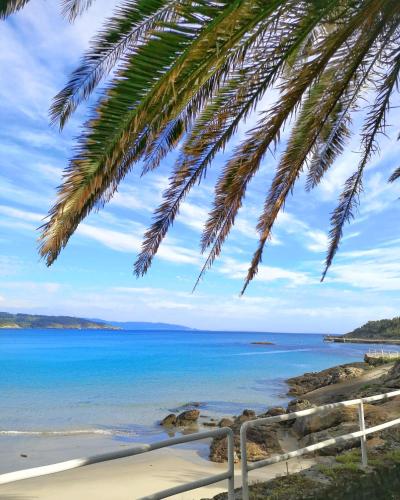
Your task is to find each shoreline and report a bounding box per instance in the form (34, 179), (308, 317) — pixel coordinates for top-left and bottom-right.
(1, 357), (398, 499)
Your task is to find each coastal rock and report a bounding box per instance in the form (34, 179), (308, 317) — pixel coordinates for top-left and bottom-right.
(286, 364), (365, 396)
(299, 422), (359, 455)
(242, 409), (256, 418)
(160, 413), (177, 426)
(233, 411), (256, 427)
(293, 406), (357, 437)
(287, 399), (314, 413)
(383, 360), (400, 388)
(210, 409), (282, 463)
(262, 406), (287, 417)
(209, 436), (240, 463)
(203, 421), (217, 427)
(245, 441), (269, 461)
(176, 409), (200, 426)
(218, 418), (234, 428)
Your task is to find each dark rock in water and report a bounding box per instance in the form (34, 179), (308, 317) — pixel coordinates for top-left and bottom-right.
(176, 409), (200, 426)
(218, 418), (234, 428)
(160, 413), (177, 426)
(242, 409), (256, 418)
(203, 421), (217, 427)
(287, 399), (314, 413)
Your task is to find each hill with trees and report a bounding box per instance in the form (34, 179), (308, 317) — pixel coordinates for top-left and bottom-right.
(345, 317), (400, 340)
(0, 312), (118, 330)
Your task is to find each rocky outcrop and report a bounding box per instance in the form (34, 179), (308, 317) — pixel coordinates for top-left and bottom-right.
(160, 413), (177, 426)
(176, 409), (200, 425)
(286, 363), (365, 396)
(292, 406), (357, 437)
(160, 409), (200, 427)
(299, 422), (359, 455)
(209, 409), (282, 463)
(291, 400), (392, 456)
(218, 418), (234, 428)
(287, 399), (314, 413)
(261, 406), (287, 417)
(383, 360), (400, 388)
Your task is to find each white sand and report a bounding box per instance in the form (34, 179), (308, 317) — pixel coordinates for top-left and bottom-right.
(0, 438), (315, 499)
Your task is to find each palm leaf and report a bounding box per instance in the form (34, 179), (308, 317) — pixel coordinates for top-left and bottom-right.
(200, 0), (374, 289)
(61, 0), (94, 21)
(388, 166), (400, 182)
(51, 0), (182, 128)
(322, 44), (400, 279)
(0, 0), (30, 18)
(40, 0), (287, 265)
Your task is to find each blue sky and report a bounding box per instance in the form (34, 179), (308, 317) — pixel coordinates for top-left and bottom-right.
(1, 1), (400, 333)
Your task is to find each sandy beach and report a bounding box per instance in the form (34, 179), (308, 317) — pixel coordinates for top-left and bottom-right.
(1, 362), (395, 500)
(0, 439), (314, 499)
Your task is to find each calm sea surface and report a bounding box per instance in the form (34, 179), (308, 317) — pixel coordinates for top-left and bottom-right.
(1, 329), (399, 441)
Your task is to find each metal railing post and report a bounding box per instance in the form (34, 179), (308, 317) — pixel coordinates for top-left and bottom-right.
(240, 422), (249, 500)
(357, 401), (368, 467)
(226, 428), (235, 500)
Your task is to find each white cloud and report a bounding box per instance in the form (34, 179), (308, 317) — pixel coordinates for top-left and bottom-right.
(326, 241), (400, 291)
(78, 223), (200, 266)
(218, 257), (314, 287)
(0, 205), (44, 222)
(306, 230), (329, 253)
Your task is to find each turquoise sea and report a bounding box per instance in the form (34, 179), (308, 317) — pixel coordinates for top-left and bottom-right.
(1, 329), (399, 443)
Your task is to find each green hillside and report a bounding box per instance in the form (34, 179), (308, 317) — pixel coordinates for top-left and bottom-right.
(345, 316), (400, 339)
(0, 312), (119, 330)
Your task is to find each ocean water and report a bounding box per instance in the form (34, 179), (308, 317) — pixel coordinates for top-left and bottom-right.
(1, 329), (398, 442)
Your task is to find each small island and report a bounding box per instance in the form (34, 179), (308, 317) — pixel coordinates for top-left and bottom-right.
(251, 341), (275, 345)
(324, 316), (400, 345)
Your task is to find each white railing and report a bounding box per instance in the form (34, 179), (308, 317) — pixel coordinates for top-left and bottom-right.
(1, 389), (399, 500)
(0, 427), (235, 500)
(240, 389), (400, 500)
(367, 349), (400, 359)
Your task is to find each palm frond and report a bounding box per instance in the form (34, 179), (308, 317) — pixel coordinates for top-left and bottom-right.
(389, 166), (400, 182)
(306, 21), (397, 190)
(32, 0), (400, 293)
(0, 0), (30, 18)
(201, 1), (373, 288)
(241, 4), (396, 294)
(51, 0), (181, 128)
(40, 0), (290, 266)
(61, 0), (94, 21)
(322, 44), (400, 279)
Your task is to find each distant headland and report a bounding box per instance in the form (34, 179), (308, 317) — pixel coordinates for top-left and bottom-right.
(0, 312), (194, 331)
(324, 316), (400, 345)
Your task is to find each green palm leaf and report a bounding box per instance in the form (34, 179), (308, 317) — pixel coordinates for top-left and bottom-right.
(5, 0), (394, 292)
